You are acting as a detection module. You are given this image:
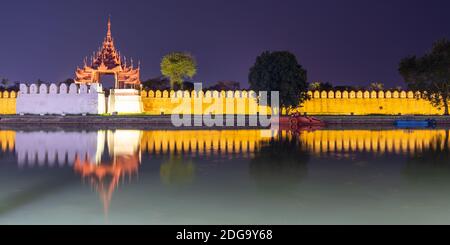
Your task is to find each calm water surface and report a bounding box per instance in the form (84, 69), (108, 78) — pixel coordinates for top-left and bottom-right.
(0, 128), (449, 225)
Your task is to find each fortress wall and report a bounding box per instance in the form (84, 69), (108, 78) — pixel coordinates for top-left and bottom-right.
(0, 91), (17, 115)
(140, 90), (268, 115)
(141, 89), (442, 116)
(16, 83), (106, 115)
(0, 87), (445, 116)
(296, 90), (442, 115)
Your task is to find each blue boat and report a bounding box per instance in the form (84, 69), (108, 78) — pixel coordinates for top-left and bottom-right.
(394, 119), (437, 128)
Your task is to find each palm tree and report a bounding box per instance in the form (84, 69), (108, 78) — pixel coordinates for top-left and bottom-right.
(309, 82), (321, 91)
(369, 82), (384, 91)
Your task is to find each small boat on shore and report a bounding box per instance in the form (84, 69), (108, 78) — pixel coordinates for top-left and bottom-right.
(279, 113), (325, 130)
(394, 119), (437, 128)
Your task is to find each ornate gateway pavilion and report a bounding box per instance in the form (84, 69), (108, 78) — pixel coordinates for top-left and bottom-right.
(75, 17), (141, 89)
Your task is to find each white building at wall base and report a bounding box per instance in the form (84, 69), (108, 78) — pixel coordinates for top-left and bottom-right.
(108, 89), (143, 114)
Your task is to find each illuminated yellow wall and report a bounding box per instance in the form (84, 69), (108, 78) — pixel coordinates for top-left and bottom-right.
(0, 91), (17, 115)
(141, 90), (442, 115)
(297, 90), (442, 115)
(140, 90), (269, 115)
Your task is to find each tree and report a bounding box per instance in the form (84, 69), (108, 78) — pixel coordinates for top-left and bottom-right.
(334, 85), (356, 91)
(249, 51), (309, 114)
(309, 82), (321, 91)
(142, 76), (171, 91)
(35, 79), (48, 86)
(10, 81), (20, 91)
(59, 78), (75, 86)
(309, 81), (333, 91)
(369, 82), (384, 91)
(161, 52), (197, 89)
(0, 78), (9, 89)
(207, 81), (240, 91)
(399, 39), (450, 115)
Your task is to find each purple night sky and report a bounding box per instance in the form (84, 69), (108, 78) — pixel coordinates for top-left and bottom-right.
(0, 0), (449, 88)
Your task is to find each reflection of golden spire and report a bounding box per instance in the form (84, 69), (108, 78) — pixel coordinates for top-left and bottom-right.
(74, 154), (140, 216)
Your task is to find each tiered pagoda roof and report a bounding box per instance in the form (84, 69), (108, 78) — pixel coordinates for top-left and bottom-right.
(75, 17), (140, 88)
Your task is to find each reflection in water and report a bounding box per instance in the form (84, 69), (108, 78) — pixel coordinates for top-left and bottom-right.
(141, 130), (272, 156)
(15, 131), (100, 167)
(0, 131), (14, 153)
(74, 131), (141, 215)
(404, 130), (450, 186)
(299, 129), (450, 155)
(1, 128), (450, 224)
(250, 133), (309, 191)
(13, 130), (142, 215)
(160, 155), (195, 186)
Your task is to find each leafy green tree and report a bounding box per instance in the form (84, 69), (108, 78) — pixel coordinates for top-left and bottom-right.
(161, 52), (197, 89)
(249, 51), (309, 114)
(399, 39), (450, 115)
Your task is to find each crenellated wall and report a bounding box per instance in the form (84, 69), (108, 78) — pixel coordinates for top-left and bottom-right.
(0, 87), (445, 115)
(17, 83), (106, 115)
(297, 90), (442, 115)
(140, 90), (270, 115)
(140, 89), (442, 115)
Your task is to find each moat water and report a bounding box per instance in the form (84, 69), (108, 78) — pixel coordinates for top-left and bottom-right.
(0, 127), (449, 224)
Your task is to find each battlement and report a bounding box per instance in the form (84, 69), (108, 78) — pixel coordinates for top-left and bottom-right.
(140, 90), (259, 99)
(0, 90), (17, 99)
(19, 83), (103, 95)
(298, 90), (441, 115)
(307, 90), (421, 99)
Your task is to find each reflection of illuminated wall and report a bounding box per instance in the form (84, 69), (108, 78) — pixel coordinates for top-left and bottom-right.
(141, 130), (272, 155)
(15, 131), (103, 167)
(298, 130), (450, 155)
(107, 130), (142, 157)
(0, 131), (15, 152)
(13, 130), (143, 167)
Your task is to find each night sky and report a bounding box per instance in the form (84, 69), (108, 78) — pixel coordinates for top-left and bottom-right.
(0, 0), (449, 88)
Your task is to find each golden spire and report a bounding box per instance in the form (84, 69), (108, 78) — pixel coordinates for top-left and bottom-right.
(107, 15), (112, 40)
